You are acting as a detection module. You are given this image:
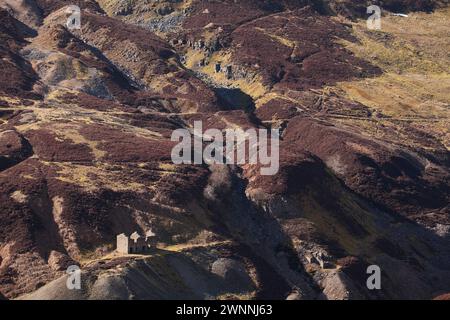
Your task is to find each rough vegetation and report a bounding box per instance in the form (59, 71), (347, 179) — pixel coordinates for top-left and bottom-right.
(0, 0), (449, 300)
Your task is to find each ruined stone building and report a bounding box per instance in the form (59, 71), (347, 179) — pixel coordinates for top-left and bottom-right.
(116, 230), (156, 254)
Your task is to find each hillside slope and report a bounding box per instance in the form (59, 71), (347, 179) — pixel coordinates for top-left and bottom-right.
(0, 0), (449, 300)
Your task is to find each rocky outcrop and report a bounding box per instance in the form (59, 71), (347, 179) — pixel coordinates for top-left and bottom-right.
(211, 258), (255, 292)
(0, 130), (33, 171)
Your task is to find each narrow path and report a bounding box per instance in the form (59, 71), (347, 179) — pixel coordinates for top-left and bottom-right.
(80, 240), (232, 266)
